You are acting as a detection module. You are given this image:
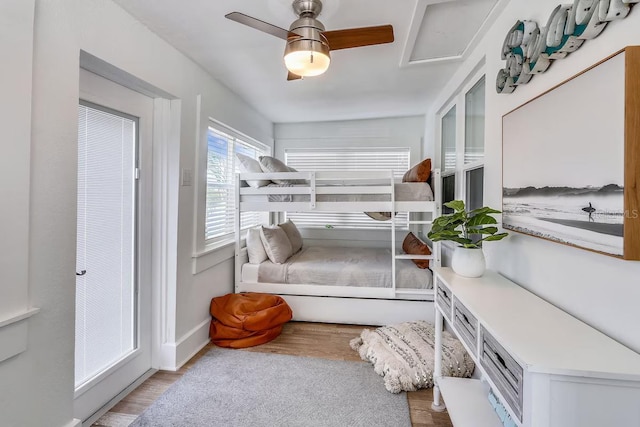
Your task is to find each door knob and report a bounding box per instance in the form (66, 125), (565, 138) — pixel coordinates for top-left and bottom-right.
(76, 270), (86, 276)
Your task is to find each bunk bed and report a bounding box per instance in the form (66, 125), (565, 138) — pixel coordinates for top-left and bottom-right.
(234, 167), (442, 326)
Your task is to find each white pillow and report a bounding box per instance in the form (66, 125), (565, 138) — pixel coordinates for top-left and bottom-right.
(260, 225), (293, 264)
(279, 220), (303, 253)
(258, 156), (304, 185)
(246, 227), (268, 264)
(236, 153), (270, 188)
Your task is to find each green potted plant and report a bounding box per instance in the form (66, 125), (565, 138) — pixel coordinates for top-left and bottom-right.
(427, 200), (508, 277)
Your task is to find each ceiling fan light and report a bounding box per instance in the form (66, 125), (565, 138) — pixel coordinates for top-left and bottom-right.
(284, 39), (330, 77)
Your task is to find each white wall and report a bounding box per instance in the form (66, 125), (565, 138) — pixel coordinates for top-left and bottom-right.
(0, 0), (272, 425)
(428, 1), (640, 352)
(275, 116), (426, 162)
(0, 0), (32, 321)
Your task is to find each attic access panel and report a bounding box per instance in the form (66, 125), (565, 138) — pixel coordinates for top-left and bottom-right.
(411, 0), (498, 62)
(502, 46), (640, 260)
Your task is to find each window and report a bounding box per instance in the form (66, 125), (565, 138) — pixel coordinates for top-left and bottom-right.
(284, 147), (410, 229)
(465, 167), (484, 211)
(442, 174), (456, 215)
(437, 73), (485, 213)
(441, 106), (457, 214)
(205, 126), (269, 243)
(441, 106), (457, 172)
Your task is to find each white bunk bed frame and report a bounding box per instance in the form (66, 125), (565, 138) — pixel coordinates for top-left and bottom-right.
(234, 169), (442, 326)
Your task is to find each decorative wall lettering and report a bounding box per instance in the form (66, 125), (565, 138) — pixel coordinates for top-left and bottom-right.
(496, 0), (637, 94)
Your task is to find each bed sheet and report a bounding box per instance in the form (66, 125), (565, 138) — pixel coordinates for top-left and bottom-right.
(242, 246), (432, 289)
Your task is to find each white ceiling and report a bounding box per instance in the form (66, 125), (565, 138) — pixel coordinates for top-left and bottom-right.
(112, 0), (502, 123)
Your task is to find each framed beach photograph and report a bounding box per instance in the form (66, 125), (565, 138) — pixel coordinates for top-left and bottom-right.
(502, 47), (640, 260)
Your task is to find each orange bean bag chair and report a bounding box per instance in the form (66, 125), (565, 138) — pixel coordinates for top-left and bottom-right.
(209, 293), (293, 348)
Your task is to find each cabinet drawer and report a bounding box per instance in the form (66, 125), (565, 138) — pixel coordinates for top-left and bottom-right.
(480, 326), (524, 421)
(435, 278), (452, 321)
(452, 297), (478, 356)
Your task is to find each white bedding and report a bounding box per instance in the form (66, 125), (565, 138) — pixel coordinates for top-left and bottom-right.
(242, 246), (432, 289)
(240, 182), (433, 203)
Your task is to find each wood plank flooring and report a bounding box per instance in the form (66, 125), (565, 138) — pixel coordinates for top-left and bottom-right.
(94, 322), (453, 427)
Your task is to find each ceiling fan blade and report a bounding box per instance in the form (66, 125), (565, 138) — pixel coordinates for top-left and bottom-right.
(287, 71), (303, 81)
(225, 12), (290, 40)
(323, 25), (394, 51)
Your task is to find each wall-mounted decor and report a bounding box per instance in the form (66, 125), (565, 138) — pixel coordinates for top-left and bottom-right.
(502, 46), (640, 260)
(497, 1), (638, 94)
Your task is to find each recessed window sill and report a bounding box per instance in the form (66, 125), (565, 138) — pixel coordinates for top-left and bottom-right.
(193, 239), (234, 260)
(192, 240), (236, 275)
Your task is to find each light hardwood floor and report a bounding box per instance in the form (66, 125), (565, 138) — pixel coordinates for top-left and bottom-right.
(93, 322), (453, 427)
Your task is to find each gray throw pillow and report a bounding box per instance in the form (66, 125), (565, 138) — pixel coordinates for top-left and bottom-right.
(260, 225), (293, 264)
(246, 227), (268, 264)
(237, 153), (271, 188)
(258, 156), (305, 185)
(279, 220), (303, 253)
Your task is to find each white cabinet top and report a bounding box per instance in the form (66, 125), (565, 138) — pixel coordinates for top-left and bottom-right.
(434, 267), (640, 380)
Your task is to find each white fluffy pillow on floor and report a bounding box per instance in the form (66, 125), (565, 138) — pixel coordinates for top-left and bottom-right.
(350, 320), (474, 393)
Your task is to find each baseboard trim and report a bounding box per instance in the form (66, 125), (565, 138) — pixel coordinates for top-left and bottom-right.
(160, 318), (211, 371)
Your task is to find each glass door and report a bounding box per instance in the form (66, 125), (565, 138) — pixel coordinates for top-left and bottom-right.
(74, 69), (154, 424)
(75, 103), (137, 388)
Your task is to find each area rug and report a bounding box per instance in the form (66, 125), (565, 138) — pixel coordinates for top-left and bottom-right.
(350, 320), (475, 393)
(130, 349), (411, 427)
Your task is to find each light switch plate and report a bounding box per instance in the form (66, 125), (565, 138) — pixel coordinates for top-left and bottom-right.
(181, 168), (192, 186)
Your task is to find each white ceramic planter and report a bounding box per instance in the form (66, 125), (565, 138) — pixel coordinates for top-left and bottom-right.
(451, 247), (486, 278)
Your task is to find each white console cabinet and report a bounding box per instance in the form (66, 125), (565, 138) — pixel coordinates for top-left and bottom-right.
(432, 267), (640, 427)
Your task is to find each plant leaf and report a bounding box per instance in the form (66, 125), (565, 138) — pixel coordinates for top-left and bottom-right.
(467, 214), (498, 227)
(444, 200), (465, 213)
(469, 206), (501, 216)
(470, 226), (498, 235)
(479, 233), (509, 242)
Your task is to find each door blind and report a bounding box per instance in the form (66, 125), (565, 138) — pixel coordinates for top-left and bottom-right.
(76, 104), (136, 387)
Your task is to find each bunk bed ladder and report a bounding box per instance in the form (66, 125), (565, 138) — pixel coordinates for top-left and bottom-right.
(234, 172), (241, 293)
(433, 168), (442, 268)
(309, 172), (316, 210)
(390, 170), (397, 296)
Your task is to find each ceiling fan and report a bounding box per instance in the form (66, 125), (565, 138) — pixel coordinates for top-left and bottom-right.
(225, 0), (394, 80)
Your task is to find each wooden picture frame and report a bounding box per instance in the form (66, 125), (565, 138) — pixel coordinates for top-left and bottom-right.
(502, 46), (640, 260)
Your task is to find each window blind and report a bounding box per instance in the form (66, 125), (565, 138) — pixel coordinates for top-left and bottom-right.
(205, 126), (268, 242)
(464, 76), (485, 164)
(441, 106), (457, 172)
(285, 147), (410, 230)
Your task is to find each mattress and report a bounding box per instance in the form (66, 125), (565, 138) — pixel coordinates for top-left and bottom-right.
(241, 246), (433, 290)
(240, 182), (433, 203)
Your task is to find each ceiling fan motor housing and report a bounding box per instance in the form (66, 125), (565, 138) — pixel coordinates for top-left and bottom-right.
(292, 0), (323, 18)
(289, 16), (327, 42)
(287, 0), (330, 57)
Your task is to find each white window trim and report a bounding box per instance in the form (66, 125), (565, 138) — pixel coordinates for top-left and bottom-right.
(193, 108), (271, 259)
(435, 66), (486, 208)
(435, 67), (486, 248)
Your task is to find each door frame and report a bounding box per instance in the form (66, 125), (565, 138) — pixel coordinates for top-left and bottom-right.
(77, 50), (182, 426)
(74, 69), (156, 424)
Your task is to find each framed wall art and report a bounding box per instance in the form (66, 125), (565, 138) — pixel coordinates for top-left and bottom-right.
(502, 46), (640, 260)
